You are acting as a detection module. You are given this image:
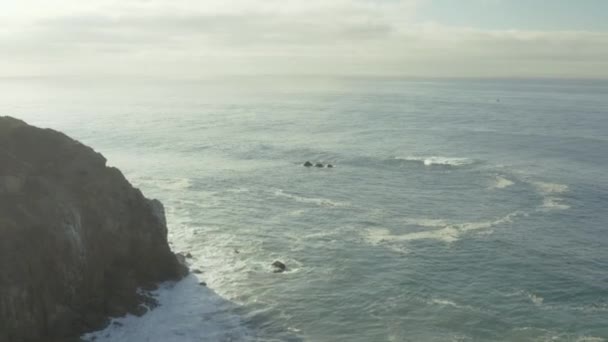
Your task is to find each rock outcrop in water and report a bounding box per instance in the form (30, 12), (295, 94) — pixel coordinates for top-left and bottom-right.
(272, 261), (286, 273)
(0, 116), (187, 342)
(302, 161), (334, 168)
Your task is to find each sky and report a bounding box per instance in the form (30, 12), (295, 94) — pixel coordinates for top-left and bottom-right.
(1, 0), (607, 79)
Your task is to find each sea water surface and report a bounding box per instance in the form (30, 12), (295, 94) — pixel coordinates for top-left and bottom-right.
(1, 77), (607, 341)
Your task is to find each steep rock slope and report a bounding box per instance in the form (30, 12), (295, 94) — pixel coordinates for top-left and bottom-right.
(0, 117), (187, 341)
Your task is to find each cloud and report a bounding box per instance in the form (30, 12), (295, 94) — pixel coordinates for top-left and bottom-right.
(1, 0), (607, 78)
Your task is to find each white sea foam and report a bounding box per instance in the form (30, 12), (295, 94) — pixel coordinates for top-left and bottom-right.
(396, 156), (474, 167)
(273, 189), (350, 207)
(532, 181), (568, 194)
(429, 299), (459, 307)
(427, 298), (479, 312)
(81, 276), (254, 342)
(226, 187), (250, 193)
(510, 327), (606, 342)
(401, 218), (448, 227)
(492, 176), (514, 189)
(510, 290), (544, 306)
(365, 227), (460, 245)
(573, 302), (608, 313)
(541, 197), (570, 210)
(532, 181), (570, 210)
(303, 230), (342, 240)
(156, 177), (194, 191)
(575, 337), (607, 342)
(457, 211), (522, 233)
(364, 211), (523, 247)
(527, 292), (544, 306)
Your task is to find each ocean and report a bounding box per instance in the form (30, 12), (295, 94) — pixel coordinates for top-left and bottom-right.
(1, 77), (607, 341)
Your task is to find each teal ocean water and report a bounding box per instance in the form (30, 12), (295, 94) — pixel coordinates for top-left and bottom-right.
(2, 77), (607, 341)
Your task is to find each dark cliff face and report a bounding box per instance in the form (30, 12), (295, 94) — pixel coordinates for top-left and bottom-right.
(0, 117), (187, 342)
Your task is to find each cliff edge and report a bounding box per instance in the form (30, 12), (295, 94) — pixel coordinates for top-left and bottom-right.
(0, 117), (187, 341)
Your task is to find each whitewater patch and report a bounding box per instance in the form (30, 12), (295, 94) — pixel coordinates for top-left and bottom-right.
(272, 189), (350, 207)
(541, 197), (570, 210)
(458, 211), (523, 233)
(575, 337), (607, 342)
(509, 327), (606, 342)
(532, 181), (569, 194)
(532, 181), (570, 211)
(401, 217), (449, 228)
(155, 177), (194, 191)
(491, 176), (515, 189)
(395, 156), (475, 167)
(427, 298), (480, 312)
(365, 226), (460, 245)
(81, 276), (254, 342)
(364, 211), (524, 247)
(428, 298), (461, 308)
(504, 290), (545, 307)
(524, 291), (544, 306)
(226, 187), (250, 193)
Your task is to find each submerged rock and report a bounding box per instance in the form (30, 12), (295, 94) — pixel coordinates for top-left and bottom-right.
(326, 164), (334, 168)
(303, 161), (313, 167)
(0, 116), (187, 342)
(314, 163), (324, 168)
(272, 260), (287, 273)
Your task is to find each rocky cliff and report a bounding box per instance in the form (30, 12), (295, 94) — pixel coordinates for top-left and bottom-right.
(0, 117), (187, 341)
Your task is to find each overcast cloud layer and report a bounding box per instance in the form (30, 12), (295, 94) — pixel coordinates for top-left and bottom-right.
(1, 0), (607, 78)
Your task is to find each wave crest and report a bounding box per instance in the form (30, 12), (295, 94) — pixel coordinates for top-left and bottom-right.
(364, 211), (523, 248)
(532, 181), (570, 211)
(273, 189), (350, 208)
(532, 181), (568, 194)
(395, 156), (474, 167)
(492, 176), (514, 189)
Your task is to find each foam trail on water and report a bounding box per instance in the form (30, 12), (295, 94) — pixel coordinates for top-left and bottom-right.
(429, 298), (460, 307)
(364, 211), (523, 247)
(575, 338), (606, 342)
(395, 156), (474, 167)
(427, 298), (478, 311)
(541, 197), (570, 210)
(492, 176), (514, 189)
(532, 181), (570, 210)
(457, 211), (522, 233)
(526, 292), (544, 306)
(156, 177), (194, 191)
(273, 189), (350, 207)
(365, 226), (460, 244)
(532, 181), (568, 194)
(401, 218), (449, 227)
(81, 276), (254, 342)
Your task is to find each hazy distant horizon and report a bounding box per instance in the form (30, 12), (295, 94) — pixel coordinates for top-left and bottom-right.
(2, 74), (608, 82)
(2, 0), (607, 79)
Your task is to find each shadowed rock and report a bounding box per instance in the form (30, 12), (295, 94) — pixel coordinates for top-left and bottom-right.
(314, 163), (324, 168)
(0, 116), (187, 342)
(272, 260), (287, 273)
(303, 161), (313, 167)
